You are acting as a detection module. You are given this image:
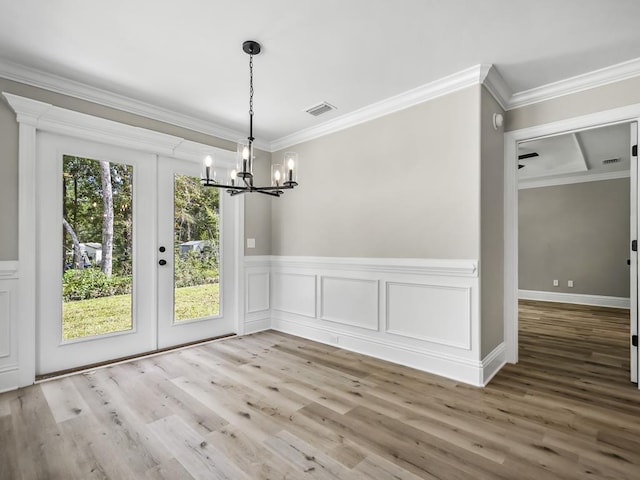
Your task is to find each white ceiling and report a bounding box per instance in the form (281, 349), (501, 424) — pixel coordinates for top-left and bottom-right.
(1, 0), (640, 146)
(518, 123), (631, 184)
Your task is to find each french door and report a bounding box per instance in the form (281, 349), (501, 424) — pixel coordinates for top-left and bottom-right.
(36, 133), (237, 375)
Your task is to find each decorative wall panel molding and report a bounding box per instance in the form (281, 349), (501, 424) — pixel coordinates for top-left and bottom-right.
(0, 262), (19, 392)
(245, 255), (485, 386)
(320, 276), (379, 330)
(246, 272), (270, 313)
(272, 272), (317, 318)
(386, 282), (472, 349)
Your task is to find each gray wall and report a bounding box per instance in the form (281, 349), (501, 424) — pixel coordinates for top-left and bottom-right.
(480, 87), (505, 356)
(519, 178), (630, 297)
(0, 77), (273, 260)
(243, 150), (272, 256)
(270, 86), (482, 259)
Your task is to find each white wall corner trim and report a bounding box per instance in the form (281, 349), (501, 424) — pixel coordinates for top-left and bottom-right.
(481, 342), (506, 386)
(519, 290), (630, 309)
(506, 57), (640, 110)
(269, 64), (494, 151)
(482, 65), (512, 111)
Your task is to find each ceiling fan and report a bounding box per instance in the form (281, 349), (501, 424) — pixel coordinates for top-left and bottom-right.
(518, 152), (539, 169)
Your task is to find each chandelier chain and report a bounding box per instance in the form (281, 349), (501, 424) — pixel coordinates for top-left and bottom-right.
(249, 54), (254, 117)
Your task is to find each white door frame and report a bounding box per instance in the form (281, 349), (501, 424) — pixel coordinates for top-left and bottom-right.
(504, 102), (640, 382)
(4, 92), (244, 387)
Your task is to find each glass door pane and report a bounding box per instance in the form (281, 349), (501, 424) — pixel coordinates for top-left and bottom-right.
(61, 156), (134, 340)
(156, 156), (236, 350)
(37, 133), (156, 376)
(173, 174), (220, 322)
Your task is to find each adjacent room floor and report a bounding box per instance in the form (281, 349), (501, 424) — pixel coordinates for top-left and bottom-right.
(0, 300), (638, 479)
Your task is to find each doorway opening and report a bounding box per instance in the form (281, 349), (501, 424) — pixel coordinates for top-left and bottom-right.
(504, 108), (640, 389)
(516, 124), (633, 383)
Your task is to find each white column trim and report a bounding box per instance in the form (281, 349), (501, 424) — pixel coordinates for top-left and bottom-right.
(17, 122), (37, 387)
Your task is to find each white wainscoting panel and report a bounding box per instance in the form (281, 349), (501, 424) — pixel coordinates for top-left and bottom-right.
(0, 261), (19, 392)
(272, 272), (317, 318)
(386, 282), (471, 349)
(320, 276), (379, 330)
(243, 258), (271, 334)
(247, 272), (270, 313)
(0, 291), (10, 358)
(250, 256), (487, 386)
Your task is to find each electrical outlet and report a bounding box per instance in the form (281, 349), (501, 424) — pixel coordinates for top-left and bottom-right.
(553, 279), (559, 286)
(568, 280), (574, 288)
(247, 238), (256, 249)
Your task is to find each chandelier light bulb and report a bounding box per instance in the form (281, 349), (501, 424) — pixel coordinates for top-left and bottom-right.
(242, 146), (250, 161)
(204, 155), (213, 167)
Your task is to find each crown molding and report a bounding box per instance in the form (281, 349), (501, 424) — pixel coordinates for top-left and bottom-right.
(482, 65), (511, 111)
(518, 169), (630, 190)
(2, 92), (236, 163)
(269, 64), (494, 151)
(0, 58), (272, 150)
(4, 53), (640, 152)
(506, 57), (640, 110)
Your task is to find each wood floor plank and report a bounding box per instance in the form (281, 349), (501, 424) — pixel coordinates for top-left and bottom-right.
(0, 300), (638, 479)
(147, 414), (251, 480)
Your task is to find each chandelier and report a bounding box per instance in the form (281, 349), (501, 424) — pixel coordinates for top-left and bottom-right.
(201, 40), (298, 197)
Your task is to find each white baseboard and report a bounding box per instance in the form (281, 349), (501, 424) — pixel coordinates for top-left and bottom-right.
(0, 366), (19, 393)
(244, 317), (271, 335)
(518, 289), (630, 309)
(272, 317), (485, 387)
(481, 343), (506, 386)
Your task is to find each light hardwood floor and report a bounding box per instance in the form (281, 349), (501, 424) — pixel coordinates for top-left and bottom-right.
(1, 301), (638, 479)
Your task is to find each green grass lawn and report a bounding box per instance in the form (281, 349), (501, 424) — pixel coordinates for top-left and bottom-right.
(62, 283), (220, 340)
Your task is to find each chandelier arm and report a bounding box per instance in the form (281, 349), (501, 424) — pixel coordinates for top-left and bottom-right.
(254, 189), (282, 197)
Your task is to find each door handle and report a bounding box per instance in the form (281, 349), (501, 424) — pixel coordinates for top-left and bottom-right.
(158, 259), (167, 266)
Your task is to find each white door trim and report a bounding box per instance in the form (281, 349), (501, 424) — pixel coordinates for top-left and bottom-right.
(504, 102), (640, 366)
(3, 92), (242, 387)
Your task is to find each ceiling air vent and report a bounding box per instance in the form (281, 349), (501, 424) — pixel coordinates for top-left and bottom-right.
(305, 102), (336, 117)
(602, 158), (621, 165)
